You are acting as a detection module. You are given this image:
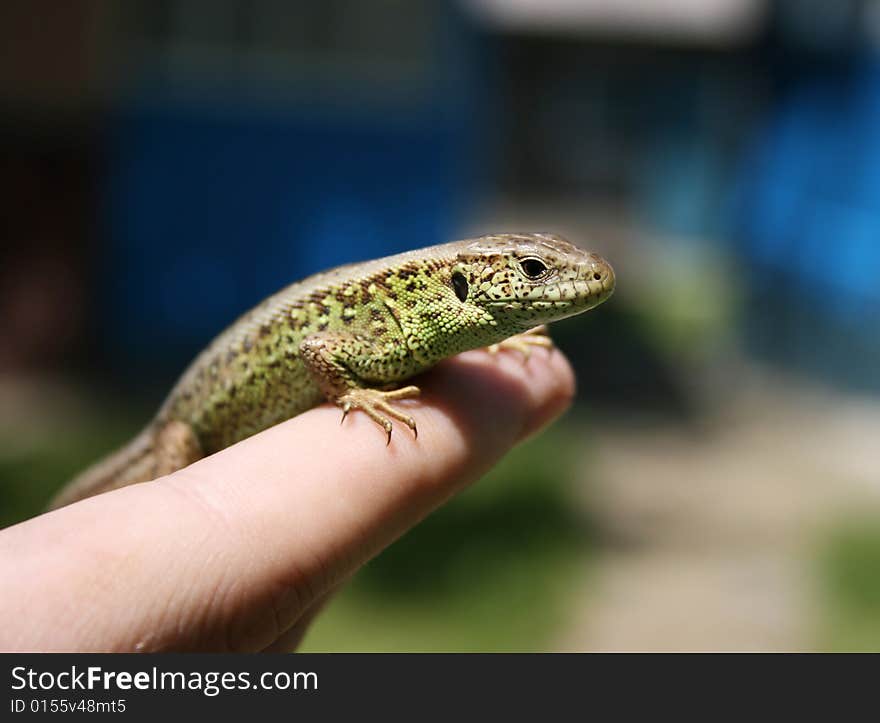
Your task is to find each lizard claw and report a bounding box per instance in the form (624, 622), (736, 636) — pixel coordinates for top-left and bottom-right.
(334, 386), (421, 443)
(487, 325), (554, 361)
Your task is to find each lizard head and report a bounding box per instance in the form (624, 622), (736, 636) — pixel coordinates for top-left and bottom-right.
(451, 233), (615, 328)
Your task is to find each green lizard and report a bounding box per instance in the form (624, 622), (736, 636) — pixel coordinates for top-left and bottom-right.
(50, 233), (614, 510)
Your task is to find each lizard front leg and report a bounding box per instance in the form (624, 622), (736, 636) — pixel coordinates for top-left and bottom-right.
(487, 325), (554, 361)
(299, 332), (420, 444)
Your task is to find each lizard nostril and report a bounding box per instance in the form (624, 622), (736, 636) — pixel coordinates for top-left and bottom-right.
(593, 272), (602, 281)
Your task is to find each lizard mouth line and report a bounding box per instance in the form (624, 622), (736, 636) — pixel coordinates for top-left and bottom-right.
(485, 278), (614, 309)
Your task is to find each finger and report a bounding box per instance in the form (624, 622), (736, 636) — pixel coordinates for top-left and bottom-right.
(260, 583), (342, 653)
(0, 348), (575, 652)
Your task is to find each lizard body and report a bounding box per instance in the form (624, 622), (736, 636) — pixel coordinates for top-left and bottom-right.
(50, 233), (614, 509)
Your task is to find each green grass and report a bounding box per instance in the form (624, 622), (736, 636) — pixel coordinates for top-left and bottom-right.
(301, 425), (593, 651)
(818, 516), (880, 652)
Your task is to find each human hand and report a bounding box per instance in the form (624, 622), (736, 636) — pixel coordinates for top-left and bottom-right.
(0, 349), (574, 652)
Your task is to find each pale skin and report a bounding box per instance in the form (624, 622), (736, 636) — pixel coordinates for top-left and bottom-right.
(0, 348), (575, 652)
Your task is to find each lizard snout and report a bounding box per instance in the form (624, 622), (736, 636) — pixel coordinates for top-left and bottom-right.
(584, 254), (615, 295)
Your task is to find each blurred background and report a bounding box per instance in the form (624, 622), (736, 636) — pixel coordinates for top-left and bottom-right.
(2, 0), (880, 651)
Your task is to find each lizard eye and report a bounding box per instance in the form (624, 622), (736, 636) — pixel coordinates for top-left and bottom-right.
(451, 272), (469, 302)
(519, 258), (548, 279)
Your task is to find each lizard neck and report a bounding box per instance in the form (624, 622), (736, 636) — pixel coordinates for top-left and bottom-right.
(388, 261), (519, 366)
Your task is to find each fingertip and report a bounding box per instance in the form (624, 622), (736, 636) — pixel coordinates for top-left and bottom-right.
(516, 347), (577, 441)
(432, 346), (576, 445)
